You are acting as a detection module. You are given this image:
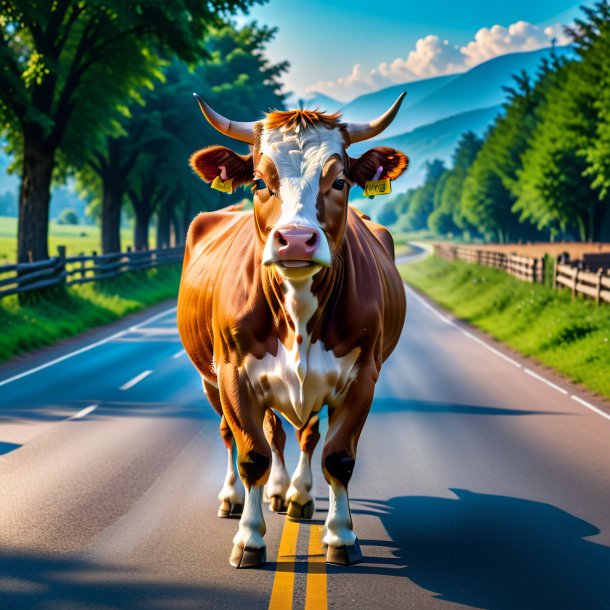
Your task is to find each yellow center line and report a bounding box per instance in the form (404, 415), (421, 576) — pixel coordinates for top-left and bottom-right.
(268, 518), (300, 610)
(305, 524), (328, 610)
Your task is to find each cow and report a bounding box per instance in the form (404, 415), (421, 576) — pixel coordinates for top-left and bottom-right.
(177, 94), (408, 568)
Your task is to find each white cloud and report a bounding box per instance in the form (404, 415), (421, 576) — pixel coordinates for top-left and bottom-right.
(306, 21), (571, 101)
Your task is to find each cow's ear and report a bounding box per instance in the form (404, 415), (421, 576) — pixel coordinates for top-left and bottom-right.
(190, 146), (253, 187)
(349, 146), (409, 189)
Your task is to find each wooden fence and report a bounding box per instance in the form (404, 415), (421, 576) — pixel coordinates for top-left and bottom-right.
(554, 263), (610, 304)
(433, 244), (545, 284)
(0, 245), (184, 299)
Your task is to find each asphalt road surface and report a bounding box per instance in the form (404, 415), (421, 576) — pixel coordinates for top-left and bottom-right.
(1, 260), (610, 609)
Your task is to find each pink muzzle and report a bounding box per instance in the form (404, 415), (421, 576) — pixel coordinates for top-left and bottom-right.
(275, 227), (319, 261)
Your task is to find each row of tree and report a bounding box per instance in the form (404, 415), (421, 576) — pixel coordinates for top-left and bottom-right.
(1, 1), (286, 262)
(386, 2), (610, 243)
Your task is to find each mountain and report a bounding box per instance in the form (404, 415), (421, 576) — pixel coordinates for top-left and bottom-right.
(351, 104), (503, 207)
(284, 92), (342, 112)
(340, 45), (574, 139)
(340, 74), (458, 134)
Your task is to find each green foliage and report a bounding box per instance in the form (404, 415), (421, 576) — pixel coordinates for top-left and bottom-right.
(513, 45), (607, 240)
(76, 21), (287, 252)
(400, 256), (610, 399)
(0, 0), (263, 260)
(429, 131), (482, 236)
(58, 208), (78, 225)
(0, 265), (181, 362)
(395, 159), (446, 231)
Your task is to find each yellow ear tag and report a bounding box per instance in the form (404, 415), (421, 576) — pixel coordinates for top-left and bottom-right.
(363, 178), (391, 198)
(211, 176), (233, 194)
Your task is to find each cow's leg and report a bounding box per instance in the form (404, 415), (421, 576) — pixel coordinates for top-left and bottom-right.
(322, 366), (377, 566)
(217, 417), (245, 517)
(287, 415), (320, 520)
(263, 410), (290, 513)
(219, 365), (271, 568)
(203, 379), (245, 518)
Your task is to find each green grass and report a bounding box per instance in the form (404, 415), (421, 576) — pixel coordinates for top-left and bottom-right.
(0, 265), (181, 363)
(0, 216), (152, 263)
(399, 256), (610, 400)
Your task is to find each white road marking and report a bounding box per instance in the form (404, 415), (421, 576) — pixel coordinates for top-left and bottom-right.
(172, 349), (186, 359)
(406, 284), (610, 423)
(523, 368), (568, 395)
(571, 395), (610, 421)
(119, 370), (153, 391)
(69, 404), (98, 420)
(0, 307), (177, 388)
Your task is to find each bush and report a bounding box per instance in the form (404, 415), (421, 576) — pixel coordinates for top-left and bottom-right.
(59, 208), (79, 225)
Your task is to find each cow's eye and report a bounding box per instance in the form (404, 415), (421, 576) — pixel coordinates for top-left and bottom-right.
(332, 178), (346, 191)
(255, 178), (267, 191)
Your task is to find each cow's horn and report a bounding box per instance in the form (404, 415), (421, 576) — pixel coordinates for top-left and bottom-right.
(193, 93), (256, 144)
(345, 92), (407, 144)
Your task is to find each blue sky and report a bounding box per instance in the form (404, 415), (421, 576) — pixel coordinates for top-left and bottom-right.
(238, 0), (587, 100)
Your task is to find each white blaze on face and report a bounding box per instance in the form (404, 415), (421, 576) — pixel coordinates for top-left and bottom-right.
(260, 122), (346, 266)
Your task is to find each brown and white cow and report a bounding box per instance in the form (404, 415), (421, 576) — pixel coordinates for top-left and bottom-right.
(177, 95), (408, 568)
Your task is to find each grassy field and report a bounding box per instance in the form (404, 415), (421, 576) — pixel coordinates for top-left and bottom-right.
(399, 256), (610, 400)
(0, 216), (149, 263)
(0, 265), (181, 363)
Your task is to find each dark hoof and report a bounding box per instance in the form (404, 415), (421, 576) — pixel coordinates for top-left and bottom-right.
(326, 540), (363, 566)
(230, 544), (266, 568)
(269, 495), (287, 513)
(287, 499), (314, 521)
(218, 501), (243, 518)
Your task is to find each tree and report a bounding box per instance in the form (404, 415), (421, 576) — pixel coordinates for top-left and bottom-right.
(58, 208), (78, 225)
(75, 22), (287, 253)
(397, 160), (446, 231)
(429, 131), (482, 237)
(0, 0), (260, 261)
(460, 68), (555, 242)
(514, 4), (610, 241)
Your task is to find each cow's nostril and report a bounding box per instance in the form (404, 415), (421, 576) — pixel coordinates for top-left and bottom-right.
(277, 233), (288, 246)
(306, 233), (317, 247)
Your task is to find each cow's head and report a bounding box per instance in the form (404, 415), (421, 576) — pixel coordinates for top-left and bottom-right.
(190, 95), (408, 280)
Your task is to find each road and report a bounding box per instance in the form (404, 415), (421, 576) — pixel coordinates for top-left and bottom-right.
(1, 260), (610, 609)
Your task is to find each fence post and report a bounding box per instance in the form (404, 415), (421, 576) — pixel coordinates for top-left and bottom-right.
(553, 256), (559, 289)
(532, 258), (537, 284)
(595, 269), (603, 305)
(572, 269), (579, 300)
(57, 245), (66, 287)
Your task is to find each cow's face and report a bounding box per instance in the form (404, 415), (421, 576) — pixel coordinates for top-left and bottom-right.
(190, 97), (408, 281)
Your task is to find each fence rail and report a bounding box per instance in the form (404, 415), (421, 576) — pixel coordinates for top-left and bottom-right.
(434, 243), (610, 305)
(554, 264), (610, 304)
(0, 245), (184, 299)
(433, 244), (545, 284)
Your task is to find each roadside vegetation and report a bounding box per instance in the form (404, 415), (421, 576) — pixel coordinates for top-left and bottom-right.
(399, 256), (610, 399)
(0, 266), (181, 363)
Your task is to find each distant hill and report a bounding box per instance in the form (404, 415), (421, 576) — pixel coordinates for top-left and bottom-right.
(340, 74), (458, 135)
(284, 92), (342, 112)
(353, 105), (503, 199)
(341, 45), (574, 138)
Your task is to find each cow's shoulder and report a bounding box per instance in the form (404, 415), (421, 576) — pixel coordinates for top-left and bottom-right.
(348, 206), (395, 261)
(184, 208), (254, 267)
(187, 208), (251, 247)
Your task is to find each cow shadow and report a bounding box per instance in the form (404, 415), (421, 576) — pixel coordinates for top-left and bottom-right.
(0, 549), (269, 609)
(338, 490), (610, 609)
(371, 398), (565, 417)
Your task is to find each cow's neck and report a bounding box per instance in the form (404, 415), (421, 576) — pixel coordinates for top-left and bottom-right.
(262, 260), (344, 351)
